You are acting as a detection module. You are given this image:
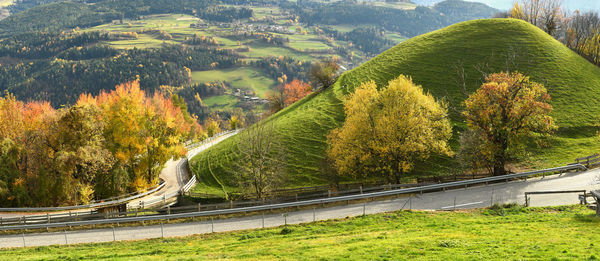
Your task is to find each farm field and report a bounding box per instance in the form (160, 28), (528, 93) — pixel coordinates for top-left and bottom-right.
(191, 67), (275, 98)
(0, 0), (11, 7)
(1, 205), (599, 260)
(191, 19), (600, 195)
(202, 95), (240, 110)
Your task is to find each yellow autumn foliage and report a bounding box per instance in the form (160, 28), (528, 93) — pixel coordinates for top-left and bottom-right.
(327, 75), (453, 183)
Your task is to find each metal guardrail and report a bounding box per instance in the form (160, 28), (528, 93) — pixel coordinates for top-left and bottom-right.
(0, 163), (586, 231)
(0, 182), (166, 212)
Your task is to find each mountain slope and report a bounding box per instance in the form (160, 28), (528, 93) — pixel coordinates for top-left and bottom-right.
(191, 19), (600, 192)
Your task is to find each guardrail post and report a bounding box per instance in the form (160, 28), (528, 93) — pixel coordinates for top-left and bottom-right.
(198, 203), (201, 212)
(230, 200), (233, 209)
(328, 190), (331, 198)
(167, 206), (171, 215)
(360, 185), (363, 194)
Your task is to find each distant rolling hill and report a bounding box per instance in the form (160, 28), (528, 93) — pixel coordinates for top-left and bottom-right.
(191, 19), (600, 194)
(414, 0), (600, 11)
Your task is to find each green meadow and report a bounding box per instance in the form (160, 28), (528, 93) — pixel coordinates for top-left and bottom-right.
(2, 205), (599, 260)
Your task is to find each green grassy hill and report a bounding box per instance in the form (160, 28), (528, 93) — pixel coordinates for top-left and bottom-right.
(191, 18), (600, 194)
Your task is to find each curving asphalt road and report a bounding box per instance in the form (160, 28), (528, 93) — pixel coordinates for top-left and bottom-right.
(127, 131), (240, 209)
(1, 166), (599, 248)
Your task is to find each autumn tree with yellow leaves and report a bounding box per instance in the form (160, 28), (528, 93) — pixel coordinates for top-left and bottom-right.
(0, 81), (200, 207)
(327, 75), (453, 183)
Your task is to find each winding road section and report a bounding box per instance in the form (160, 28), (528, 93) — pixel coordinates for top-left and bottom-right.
(127, 130), (240, 209)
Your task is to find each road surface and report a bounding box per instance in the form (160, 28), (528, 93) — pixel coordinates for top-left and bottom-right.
(1, 166), (599, 248)
(127, 131), (240, 209)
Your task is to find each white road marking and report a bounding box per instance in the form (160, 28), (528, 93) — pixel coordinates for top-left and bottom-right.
(440, 201), (484, 209)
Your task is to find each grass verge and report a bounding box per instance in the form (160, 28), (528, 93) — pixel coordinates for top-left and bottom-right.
(1, 205), (599, 260)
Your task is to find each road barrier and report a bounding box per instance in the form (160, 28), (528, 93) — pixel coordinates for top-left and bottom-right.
(0, 163), (586, 231)
(0, 181), (165, 212)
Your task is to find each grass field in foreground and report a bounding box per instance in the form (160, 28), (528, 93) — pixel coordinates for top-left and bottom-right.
(2, 205), (599, 260)
(191, 19), (600, 194)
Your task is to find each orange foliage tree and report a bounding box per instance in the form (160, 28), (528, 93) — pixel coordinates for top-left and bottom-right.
(0, 81), (200, 207)
(463, 72), (556, 176)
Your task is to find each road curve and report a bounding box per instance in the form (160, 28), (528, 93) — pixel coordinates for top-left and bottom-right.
(1, 166), (599, 248)
(127, 131), (240, 209)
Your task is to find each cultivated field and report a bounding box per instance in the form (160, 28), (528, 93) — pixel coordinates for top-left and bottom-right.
(1, 205), (598, 260)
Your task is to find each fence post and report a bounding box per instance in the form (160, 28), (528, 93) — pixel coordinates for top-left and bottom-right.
(64, 229), (68, 244)
(198, 203), (201, 212)
(47, 213), (50, 223)
(453, 197), (457, 211)
(160, 222), (164, 238)
(524, 193), (528, 207)
(490, 190), (494, 207)
(168, 206), (171, 215)
(363, 202), (366, 216)
(313, 208), (316, 222)
(230, 200), (233, 209)
(328, 190), (331, 198)
(22, 232), (25, 247)
(409, 196), (412, 210)
(211, 218), (214, 233)
(262, 212), (265, 228)
(113, 226), (116, 241)
(360, 186), (363, 194)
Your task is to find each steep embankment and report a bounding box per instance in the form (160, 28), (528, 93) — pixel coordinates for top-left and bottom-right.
(191, 19), (600, 192)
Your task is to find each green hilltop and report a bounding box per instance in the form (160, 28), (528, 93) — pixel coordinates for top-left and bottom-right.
(191, 18), (600, 195)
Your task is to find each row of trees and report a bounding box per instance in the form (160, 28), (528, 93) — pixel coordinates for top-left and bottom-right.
(326, 72), (555, 184)
(506, 0), (600, 66)
(0, 81), (201, 207)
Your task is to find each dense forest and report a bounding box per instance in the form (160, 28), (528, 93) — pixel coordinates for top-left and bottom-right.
(286, 0), (498, 37)
(321, 27), (395, 56)
(0, 0), (252, 37)
(0, 31), (240, 107)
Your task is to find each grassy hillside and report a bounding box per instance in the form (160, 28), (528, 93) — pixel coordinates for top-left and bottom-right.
(191, 19), (600, 193)
(2, 205), (599, 260)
